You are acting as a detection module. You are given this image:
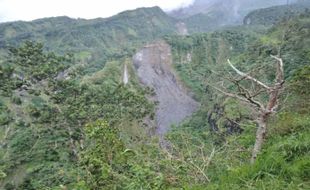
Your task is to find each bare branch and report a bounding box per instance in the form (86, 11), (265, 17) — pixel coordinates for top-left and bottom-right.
(233, 82), (265, 109)
(208, 83), (265, 110)
(270, 55), (284, 84)
(265, 55), (285, 111)
(211, 70), (266, 110)
(227, 59), (271, 90)
(250, 87), (265, 98)
(210, 56), (285, 163)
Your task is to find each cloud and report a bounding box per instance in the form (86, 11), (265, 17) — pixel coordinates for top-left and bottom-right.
(0, 0), (195, 22)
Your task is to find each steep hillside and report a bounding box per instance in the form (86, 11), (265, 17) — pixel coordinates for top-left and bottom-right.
(170, 0), (294, 19)
(170, 0), (298, 32)
(0, 2), (310, 190)
(244, 3), (310, 25)
(165, 12), (310, 189)
(0, 41), (156, 189)
(166, 11), (310, 133)
(133, 41), (198, 135)
(0, 7), (177, 72)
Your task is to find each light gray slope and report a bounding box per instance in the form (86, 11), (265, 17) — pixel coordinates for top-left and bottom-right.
(133, 40), (199, 135)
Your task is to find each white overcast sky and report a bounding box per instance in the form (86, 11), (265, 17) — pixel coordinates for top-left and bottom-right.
(0, 0), (195, 22)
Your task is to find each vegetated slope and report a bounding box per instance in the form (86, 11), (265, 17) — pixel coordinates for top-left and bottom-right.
(169, 0), (298, 33)
(0, 6), (177, 72)
(165, 28), (259, 100)
(165, 12), (310, 189)
(166, 10), (310, 137)
(0, 3), (309, 190)
(244, 3), (310, 26)
(170, 0), (294, 19)
(133, 40), (199, 135)
(0, 41), (155, 189)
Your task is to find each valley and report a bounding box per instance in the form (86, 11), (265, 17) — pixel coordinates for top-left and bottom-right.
(0, 0), (310, 189)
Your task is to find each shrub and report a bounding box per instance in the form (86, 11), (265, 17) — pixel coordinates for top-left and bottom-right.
(11, 95), (22, 105)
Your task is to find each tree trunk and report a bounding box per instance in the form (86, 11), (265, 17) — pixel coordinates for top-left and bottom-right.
(251, 113), (268, 163)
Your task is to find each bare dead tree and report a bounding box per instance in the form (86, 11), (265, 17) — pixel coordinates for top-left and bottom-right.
(210, 55), (285, 163)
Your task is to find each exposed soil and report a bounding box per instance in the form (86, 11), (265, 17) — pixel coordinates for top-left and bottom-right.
(133, 40), (199, 135)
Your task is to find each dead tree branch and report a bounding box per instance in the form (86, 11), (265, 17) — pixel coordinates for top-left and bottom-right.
(209, 56), (285, 163)
(228, 59), (271, 90)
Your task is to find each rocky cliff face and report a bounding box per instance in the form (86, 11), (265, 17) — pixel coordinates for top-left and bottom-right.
(133, 41), (199, 135)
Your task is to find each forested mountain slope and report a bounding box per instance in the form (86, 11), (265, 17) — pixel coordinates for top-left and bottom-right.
(165, 11), (310, 189)
(244, 2), (310, 25)
(169, 0), (299, 32)
(0, 7), (177, 72)
(0, 2), (309, 190)
(170, 0), (294, 19)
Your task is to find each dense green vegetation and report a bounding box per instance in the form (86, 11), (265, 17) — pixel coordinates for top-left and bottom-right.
(244, 3), (310, 26)
(0, 41), (156, 189)
(0, 7), (177, 73)
(0, 2), (310, 190)
(165, 11), (310, 189)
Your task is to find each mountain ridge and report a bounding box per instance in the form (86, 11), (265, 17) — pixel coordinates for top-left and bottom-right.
(169, 0), (299, 32)
(0, 1), (310, 189)
(0, 6), (178, 73)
